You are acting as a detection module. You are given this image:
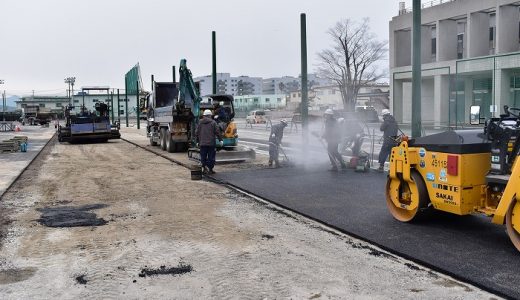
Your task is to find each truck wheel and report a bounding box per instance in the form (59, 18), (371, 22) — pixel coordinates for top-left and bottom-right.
(386, 170), (429, 222)
(160, 128), (167, 150)
(166, 130), (175, 153)
(506, 198), (520, 252)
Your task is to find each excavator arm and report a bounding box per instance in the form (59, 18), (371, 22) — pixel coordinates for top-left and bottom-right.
(178, 59), (202, 146)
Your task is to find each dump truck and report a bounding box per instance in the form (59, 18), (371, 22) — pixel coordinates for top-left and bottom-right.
(385, 105), (520, 252)
(21, 106), (53, 125)
(147, 59), (199, 152)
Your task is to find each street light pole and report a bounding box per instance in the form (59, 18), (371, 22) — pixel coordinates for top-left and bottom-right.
(0, 80), (5, 122)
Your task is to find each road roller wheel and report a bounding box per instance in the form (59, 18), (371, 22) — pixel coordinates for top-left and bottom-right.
(386, 170), (429, 222)
(506, 198), (520, 252)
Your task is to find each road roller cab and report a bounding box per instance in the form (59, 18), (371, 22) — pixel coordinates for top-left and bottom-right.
(386, 106), (520, 252)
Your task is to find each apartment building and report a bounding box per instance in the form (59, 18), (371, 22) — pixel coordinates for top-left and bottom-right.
(390, 0), (520, 126)
(194, 73), (263, 96)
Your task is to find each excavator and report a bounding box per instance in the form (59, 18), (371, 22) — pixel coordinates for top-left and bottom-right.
(385, 105), (520, 252)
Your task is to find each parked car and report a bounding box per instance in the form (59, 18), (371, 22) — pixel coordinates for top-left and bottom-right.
(246, 110), (267, 124)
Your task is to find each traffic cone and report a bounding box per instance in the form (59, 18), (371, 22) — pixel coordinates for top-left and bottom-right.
(15, 125), (21, 132)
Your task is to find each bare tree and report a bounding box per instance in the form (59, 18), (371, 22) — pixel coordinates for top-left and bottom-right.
(317, 18), (387, 111)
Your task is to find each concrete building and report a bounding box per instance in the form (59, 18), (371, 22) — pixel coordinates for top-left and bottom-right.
(194, 73), (263, 96)
(16, 96), (69, 117)
(262, 74), (333, 95)
(233, 94), (287, 111)
(390, 0), (520, 126)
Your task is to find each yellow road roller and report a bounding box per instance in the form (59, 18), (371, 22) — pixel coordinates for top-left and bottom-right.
(386, 106), (520, 252)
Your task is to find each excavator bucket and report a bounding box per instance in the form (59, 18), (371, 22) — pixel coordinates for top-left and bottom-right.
(188, 145), (256, 163)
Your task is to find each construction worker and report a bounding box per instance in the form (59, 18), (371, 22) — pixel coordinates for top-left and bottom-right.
(378, 109), (398, 172)
(196, 109), (223, 175)
(323, 109), (347, 171)
(268, 119), (288, 168)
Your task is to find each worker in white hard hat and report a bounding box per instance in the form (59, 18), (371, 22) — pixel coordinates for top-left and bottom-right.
(322, 109), (347, 171)
(378, 108), (398, 172)
(268, 119), (289, 168)
(196, 109), (223, 174)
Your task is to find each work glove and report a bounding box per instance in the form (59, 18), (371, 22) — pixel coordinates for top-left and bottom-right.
(196, 143), (199, 148)
(218, 140), (224, 147)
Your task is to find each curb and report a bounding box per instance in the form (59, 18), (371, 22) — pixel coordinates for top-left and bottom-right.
(0, 132), (57, 201)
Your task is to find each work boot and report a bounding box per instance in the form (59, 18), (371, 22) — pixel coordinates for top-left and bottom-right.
(208, 169), (216, 175)
(377, 165), (384, 172)
(268, 160), (273, 167)
(202, 166), (209, 175)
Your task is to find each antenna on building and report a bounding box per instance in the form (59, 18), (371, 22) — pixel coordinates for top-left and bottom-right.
(399, 2), (406, 15)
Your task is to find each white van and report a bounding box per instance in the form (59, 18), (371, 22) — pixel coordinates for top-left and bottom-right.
(246, 110), (267, 124)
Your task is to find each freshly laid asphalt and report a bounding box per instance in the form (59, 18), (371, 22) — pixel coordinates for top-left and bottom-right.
(214, 165), (520, 299)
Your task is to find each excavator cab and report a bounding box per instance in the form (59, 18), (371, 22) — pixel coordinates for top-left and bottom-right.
(201, 94), (238, 147)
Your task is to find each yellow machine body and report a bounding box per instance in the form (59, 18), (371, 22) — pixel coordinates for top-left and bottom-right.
(389, 144), (490, 215)
(386, 134), (520, 251)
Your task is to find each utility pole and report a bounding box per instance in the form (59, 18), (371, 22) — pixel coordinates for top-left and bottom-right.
(212, 31), (217, 95)
(136, 80), (140, 130)
(0, 80), (4, 122)
(300, 13), (309, 145)
(412, 0), (422, 138)
(125, 76), (129, 127)
(117, 89), (121, 123)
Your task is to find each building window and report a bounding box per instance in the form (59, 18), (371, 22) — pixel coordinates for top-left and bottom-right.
(56, 103), (62, 107)
(431, 27), (437, 60)
(39, 104), (45, 108)
(457, 33), (464, 59)
(253, 98), (259, 103)
(120, 110), (125, 115)
(73, 100), (79, 103)
(489, 13), (496, 54)
(277, 98), (282, 102)
(265, 98), (270, 102)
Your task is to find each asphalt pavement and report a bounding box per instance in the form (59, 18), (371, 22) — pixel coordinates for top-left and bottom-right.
(214, 165), (520, 299)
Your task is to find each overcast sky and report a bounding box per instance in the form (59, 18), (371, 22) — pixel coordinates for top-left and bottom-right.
(1, 0), (413, 97)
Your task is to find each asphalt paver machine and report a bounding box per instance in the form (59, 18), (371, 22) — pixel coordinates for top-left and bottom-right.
(385, 105), (520, 252)
(58, 102), (120, 143)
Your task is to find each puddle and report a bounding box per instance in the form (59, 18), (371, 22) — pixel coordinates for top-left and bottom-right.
(138, 264), (193, 278)
(75, 274), (88, 285)
(0, 267), (37, 284)
(36, 204), (108, 227)
(261, 234), (274, 240)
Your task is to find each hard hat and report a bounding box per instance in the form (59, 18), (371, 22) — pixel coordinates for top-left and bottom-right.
(280, 119), (288, 126)
(219, 101), (224, 106)
(324, 109), (334, 115)
(203, 109), (212, 116)
(382, 109), (391, 116)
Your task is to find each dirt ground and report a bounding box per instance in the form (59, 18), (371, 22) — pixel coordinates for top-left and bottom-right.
(0, 138), (499, 299)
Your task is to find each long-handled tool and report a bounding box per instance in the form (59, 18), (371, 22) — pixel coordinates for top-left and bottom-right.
(311, 131), (340, 168)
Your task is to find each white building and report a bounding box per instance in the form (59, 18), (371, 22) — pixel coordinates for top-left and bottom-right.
(233, 94), (287, 111)
(262, 74), (333, 95)
(194, 73), (263, 96)
(390, 0), (520, 126)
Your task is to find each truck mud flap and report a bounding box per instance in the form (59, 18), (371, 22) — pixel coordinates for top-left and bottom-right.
(188, 146), (256, 163)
